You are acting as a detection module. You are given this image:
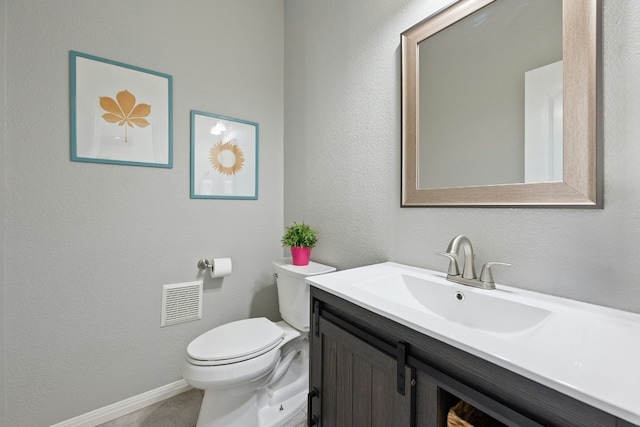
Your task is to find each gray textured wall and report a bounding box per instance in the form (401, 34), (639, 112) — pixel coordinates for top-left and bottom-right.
(284, 0), (640, 314)
(3, 1), (284, 425)
(1, 0), (6, 423)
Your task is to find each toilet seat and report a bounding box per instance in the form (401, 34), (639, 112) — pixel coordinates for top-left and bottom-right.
(187, 317), (285, 366)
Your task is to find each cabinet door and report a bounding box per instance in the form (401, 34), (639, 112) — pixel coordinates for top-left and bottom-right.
(310, 315), (414, 427)
(414, 370), (439, 427)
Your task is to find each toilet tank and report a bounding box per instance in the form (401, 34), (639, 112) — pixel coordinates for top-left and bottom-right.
(272, 258), (336, 331)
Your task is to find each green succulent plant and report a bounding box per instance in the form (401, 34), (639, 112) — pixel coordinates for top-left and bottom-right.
(281, 222), (318, 248)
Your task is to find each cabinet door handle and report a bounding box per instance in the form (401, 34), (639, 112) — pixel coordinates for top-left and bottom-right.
(313, 300), (321, 337)
(397, 341), (407, 395)
(308, 388), (319, 426)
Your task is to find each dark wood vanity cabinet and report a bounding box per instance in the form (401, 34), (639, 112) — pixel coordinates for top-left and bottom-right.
(309, 287), (636, 427)
(311, 315), (414, 426)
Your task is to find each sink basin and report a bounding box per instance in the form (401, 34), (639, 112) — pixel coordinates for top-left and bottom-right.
(352, 273), (551, 335)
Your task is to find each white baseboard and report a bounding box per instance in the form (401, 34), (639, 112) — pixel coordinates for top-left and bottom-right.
(50, 379), (193, 427)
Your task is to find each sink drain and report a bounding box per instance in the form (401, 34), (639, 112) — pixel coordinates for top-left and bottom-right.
(454, 291), (465, 301)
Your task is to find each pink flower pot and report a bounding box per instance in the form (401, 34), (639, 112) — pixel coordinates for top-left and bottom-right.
(291, 247), (312, 266)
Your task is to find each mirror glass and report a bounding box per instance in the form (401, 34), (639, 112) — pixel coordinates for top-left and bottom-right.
(418, 0), (562, 189)
(401, 0), (601, 207)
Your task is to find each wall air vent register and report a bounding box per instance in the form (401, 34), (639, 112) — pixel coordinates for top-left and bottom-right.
(161, 281), (203, 327)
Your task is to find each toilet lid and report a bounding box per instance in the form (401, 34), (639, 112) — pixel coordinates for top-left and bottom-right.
(187, 317), (285, 364)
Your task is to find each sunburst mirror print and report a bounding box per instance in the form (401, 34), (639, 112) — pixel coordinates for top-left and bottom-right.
(190, 110), (259, 200)
(209, 141), (245, 175)
(70, 51), (173, 168)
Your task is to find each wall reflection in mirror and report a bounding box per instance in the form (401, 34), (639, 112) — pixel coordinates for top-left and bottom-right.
(418, 0), (562, 189)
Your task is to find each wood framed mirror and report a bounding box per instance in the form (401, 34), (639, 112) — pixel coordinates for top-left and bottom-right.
(401, 0), (602, 207)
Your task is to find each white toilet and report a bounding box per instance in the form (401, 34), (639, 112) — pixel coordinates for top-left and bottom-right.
(183, 259), (336, 427)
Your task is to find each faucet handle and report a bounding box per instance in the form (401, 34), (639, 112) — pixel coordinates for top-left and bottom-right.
(479, 262), (511, 285)
(436, 253), (460, 276)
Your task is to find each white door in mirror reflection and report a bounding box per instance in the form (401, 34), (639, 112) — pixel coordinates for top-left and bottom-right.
(525, 60), (563, 183)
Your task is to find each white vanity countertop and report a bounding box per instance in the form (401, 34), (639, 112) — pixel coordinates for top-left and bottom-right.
(306, 262), (640, 425)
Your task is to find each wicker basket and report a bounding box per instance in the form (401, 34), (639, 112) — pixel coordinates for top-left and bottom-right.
(447, 400), (506, 427)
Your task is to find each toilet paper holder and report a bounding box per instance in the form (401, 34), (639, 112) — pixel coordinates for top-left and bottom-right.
(197, 259), (213, 270)
(197, 257), (233, 278)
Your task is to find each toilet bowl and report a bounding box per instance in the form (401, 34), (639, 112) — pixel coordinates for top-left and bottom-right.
(183, 259), (336, 427)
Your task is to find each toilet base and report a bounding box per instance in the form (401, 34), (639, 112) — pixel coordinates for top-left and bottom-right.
(257, 388), (307, 427)
(192, 335), (309, 427)
(195, 384), (307, 427)
(196, 383), (260, 427)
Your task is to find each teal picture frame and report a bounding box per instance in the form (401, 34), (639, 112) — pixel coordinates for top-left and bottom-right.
(190, 110), (259, 200)
(70, 51), (173, 168)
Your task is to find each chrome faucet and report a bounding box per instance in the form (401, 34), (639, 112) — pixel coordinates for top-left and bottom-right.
(437, 235), (510, 290)
(446, 235), (477, 279)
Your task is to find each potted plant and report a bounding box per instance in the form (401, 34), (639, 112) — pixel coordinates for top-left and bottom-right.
(281, 222), (318, 266)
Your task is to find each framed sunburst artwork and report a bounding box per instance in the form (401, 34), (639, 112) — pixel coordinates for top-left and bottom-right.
(190, 110), (259, 200)
(70, 51), (173, 168)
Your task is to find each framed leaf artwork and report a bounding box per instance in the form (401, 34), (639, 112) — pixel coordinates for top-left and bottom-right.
(190, 111), (259, 200)
(70, 51), (173, 168)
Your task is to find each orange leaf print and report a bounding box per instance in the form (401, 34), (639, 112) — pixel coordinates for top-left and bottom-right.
(99, 89), (152, 142)
(99, 97), (121, 115)
(129, 118), (150, 127)
(101, 113), (121, 123)
(116, 90), (136, 116)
